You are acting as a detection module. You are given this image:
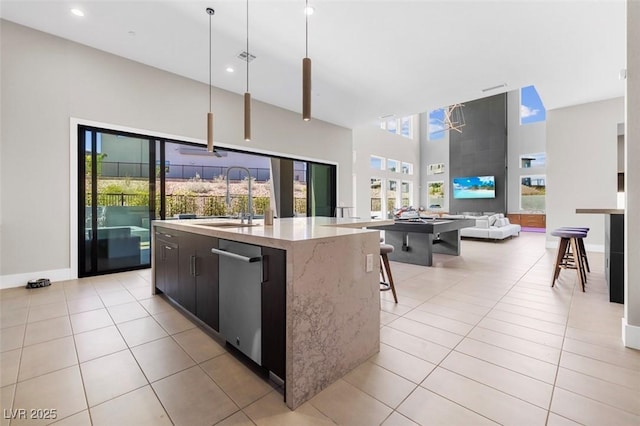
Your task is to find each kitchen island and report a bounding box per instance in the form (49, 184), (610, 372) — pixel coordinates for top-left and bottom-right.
(151, 216), (390, 409)
(576, 208), (625, 303)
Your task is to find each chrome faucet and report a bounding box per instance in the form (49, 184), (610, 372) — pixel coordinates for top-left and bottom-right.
(225, 166), (253, 225)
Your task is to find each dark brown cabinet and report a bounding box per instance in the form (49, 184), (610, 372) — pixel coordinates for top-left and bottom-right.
(507, 213), (546, 228)
(189, 234), (220, 331)
(155, 228), (220, 330)
(261, 246), (286, 380)
(153, 227), (286, 380)
(154, 229), (179, 297)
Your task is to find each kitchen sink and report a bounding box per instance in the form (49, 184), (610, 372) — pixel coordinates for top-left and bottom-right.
(197, 222), (258, 228)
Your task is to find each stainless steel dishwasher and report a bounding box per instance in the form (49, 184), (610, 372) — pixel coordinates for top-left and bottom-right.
(212, 239), (263, 366)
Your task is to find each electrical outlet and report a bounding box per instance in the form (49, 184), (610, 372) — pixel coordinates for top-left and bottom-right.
(366, 254), (373, 272)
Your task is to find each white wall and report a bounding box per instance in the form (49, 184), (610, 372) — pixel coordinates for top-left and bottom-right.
(545, 97), (624, 251)
(506, 90), (547, 213)
(352, 119), (420, 219)
(0, 20), (352, 284)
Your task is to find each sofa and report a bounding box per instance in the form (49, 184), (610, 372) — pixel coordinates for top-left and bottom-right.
(447, 213), (521, 240)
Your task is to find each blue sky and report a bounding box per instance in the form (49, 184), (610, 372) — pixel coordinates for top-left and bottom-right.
(520, 85), (546, 124)
(428, 108), (445, 140)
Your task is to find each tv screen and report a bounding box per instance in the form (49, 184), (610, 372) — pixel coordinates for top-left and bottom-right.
(452, 176), (496, 199)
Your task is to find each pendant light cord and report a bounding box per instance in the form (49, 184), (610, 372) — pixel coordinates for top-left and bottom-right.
(209, 11), (212, 112)
(305, 0), (309, 57)
(246, 0), (249, 92)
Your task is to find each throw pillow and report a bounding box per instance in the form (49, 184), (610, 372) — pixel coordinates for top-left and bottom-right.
(488, 214), (498, 226)
(476, 219), (489, 229)
(494, 218), (509, 227)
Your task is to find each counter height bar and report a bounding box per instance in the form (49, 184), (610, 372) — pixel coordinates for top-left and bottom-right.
(576, 209), (625, 303)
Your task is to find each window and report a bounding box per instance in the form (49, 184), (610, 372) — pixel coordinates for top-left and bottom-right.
(401, 162), (413, 175)
(520, 175), (546, 211)
(520, 85), (546, 125)
(401, 181), (412, 207)
(427, 181), (444, 209)
(520, 152), (546, 168)
(387, 159), (399, 173)
(370, 156), (384, 170)
(428, 108), (445, 140)
(400, 116), (412, 138)
(387, 180), (398, 216)
(370, 178), (382, 219)
(380, 115), (414, 139)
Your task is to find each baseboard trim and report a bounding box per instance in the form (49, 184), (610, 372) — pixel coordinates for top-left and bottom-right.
(622, 318), (640, 349)
(1, 268), (75, 289)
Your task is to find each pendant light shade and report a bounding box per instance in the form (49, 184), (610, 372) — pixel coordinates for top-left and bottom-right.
(206, 7), (215, 152)
(244, 0), (252, 141)
(244, 92), (251, 141)
(207, 112), (214, 151)
(302, 0), (311, 121)
(302, 57), (311, 121)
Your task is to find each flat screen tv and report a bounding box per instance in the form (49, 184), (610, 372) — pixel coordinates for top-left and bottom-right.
(452, 175), (496, 199)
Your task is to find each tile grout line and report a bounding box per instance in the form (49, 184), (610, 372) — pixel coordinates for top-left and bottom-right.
(544, 255), (581, 425)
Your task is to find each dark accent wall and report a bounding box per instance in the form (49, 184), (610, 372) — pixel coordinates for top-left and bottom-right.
(449, 94), (508, 214)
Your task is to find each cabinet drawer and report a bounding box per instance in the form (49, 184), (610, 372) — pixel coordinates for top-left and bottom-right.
(520, 214), (545, 228)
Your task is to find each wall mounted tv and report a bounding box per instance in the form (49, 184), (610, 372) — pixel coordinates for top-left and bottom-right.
(452, 176), (496, 199)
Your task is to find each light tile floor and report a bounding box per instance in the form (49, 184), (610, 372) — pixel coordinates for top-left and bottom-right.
(1, 232), (639, 425)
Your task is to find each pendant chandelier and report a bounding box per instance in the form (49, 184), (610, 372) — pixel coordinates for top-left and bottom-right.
(302, 0), (312, 121)
(444, 103), (465, 133)
(206, 7), (215, 151)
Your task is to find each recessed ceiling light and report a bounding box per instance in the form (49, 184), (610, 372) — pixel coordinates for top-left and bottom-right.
(70, 8), (85, 17)
(226, 67), (235, 73)
(481, 83), (507, 93)
(304, 6), (314, 16)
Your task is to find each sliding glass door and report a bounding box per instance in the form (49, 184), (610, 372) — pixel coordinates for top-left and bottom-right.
(79, 127), (154, 277)
(308, 162), (336, 217)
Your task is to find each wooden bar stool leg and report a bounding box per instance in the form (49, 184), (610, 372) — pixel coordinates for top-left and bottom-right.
(552, 237), (569, 286)
(577, 238), (590, 272)
(381, 253), (398, 303)
(569, 237), (586, 292)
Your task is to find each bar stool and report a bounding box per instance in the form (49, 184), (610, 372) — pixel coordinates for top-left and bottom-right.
(557, 227), (590, 273)
(380, 243), (398, 303)
(551, 229), (588, 291)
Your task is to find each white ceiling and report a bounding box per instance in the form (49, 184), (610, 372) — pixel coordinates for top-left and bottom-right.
(0, 0), (627, 128)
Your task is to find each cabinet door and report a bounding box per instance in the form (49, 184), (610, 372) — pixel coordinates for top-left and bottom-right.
(261, 246), (286, 380)
(154, 228), (179, 294)
(163, 242), (180, 301)
(194, 236), (219, 331)
(154, 242), (166, 293)
(176, 230), (197, 314)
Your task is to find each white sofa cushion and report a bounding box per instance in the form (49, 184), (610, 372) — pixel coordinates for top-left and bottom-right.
(488, 214), (498, 226)
(488, 224), (521, 239)
(476, 219), (489, 229)
(460, 227), (490, 238)
(495, 217), (510, 227)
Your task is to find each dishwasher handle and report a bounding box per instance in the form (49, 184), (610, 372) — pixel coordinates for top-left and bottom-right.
(211, 248), (262, 263)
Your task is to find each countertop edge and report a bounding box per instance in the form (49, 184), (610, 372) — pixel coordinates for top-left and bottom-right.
(576, 208), (625, 214)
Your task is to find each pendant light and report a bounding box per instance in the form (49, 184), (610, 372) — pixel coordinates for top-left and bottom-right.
(206, 7), (215, 152)
(302, 0), (311, 121)
(244, 0), (252, 141)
